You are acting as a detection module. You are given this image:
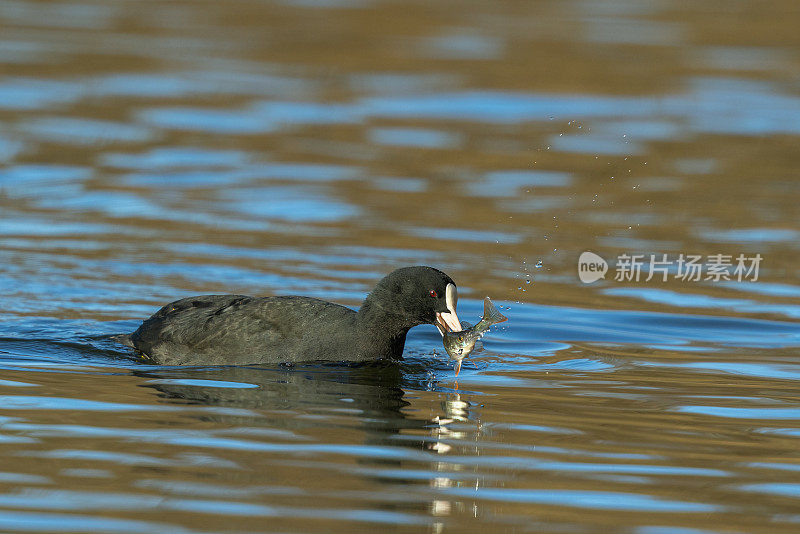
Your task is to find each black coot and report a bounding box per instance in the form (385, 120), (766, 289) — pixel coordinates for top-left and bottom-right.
(114, 266), (461, 365)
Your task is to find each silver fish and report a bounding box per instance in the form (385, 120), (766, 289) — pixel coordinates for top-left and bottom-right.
(442, 297), (507, 376)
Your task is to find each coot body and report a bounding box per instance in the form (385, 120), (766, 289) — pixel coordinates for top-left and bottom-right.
(114, 266), (461, 366)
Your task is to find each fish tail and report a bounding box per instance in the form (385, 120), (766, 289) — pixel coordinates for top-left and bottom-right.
(482, 297), (508, 325)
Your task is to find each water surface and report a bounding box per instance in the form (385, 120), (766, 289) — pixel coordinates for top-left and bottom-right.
(1, 0), (800, 532)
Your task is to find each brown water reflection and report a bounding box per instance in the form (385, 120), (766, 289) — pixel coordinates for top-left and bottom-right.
(1, 0), (800, 532)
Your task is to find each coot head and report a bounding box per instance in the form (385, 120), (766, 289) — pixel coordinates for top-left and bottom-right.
(363, 266), (461, 334)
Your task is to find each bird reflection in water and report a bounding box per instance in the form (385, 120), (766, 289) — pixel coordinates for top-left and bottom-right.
(135, 362), (485, 525)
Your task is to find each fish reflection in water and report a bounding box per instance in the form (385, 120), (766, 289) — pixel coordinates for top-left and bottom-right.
(429, 390), (484, 526)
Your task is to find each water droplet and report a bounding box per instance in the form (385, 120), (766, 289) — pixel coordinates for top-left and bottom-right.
(535, 261), (543, 268)
(525, 279), (531, 284)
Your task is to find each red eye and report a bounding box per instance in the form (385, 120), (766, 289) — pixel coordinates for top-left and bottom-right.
(429, 289), (438, 298)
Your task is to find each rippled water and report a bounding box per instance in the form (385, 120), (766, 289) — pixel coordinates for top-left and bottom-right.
(2, 0), (800, 532)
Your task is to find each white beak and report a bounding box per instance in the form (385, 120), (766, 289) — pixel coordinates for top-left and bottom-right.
(435, 283), (461, 336)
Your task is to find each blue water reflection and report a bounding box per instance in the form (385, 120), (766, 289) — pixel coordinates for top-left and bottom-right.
(0, 0), (798, 531)
(369, 127), (461, 148)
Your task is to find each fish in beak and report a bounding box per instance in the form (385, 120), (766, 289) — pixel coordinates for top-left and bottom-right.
(442, 297), (507, 376)
(435, 283), (462, 336)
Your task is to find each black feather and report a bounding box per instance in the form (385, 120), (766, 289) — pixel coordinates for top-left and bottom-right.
(115, 266), (456, 366)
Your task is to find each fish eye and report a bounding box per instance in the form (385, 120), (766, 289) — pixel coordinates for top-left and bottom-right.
(429, 289), (437, 298)
(458, 335), (463, 342)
